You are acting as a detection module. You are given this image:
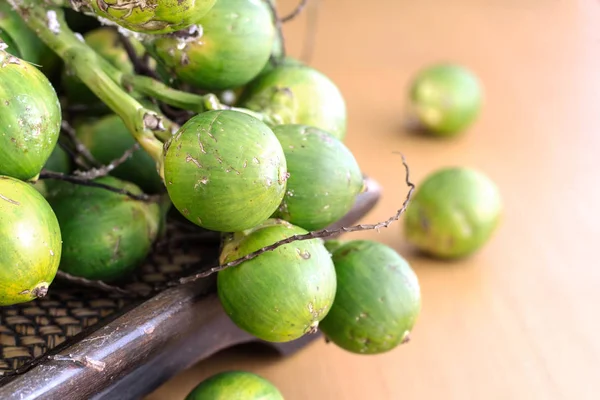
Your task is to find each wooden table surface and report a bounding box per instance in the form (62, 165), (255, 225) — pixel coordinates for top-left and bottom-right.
(147, 0), (600, 399)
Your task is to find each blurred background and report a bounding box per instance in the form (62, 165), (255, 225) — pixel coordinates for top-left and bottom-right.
(148, 0), (600, 398)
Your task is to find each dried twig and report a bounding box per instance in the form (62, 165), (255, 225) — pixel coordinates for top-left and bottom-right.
(159, 102), (194, 125)
(55, 136), (80, 165)
(118, 32), (162, 81)
(281, 0), (308, 22)
(60, 120), (99, 169)
(56, 271), (137, 296)
(72, 144), (139, 180)
(263, 0), (286, 63)
(177, 153), (415, 285)
(38, 170), (156, 202)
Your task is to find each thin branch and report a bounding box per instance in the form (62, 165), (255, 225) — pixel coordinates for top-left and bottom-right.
(158, 102), (194, 125)
(177, 153), (415, 285)
(56, 136), (80, 167)
(56, 271), (137, 297)
(281, 0), (308, 22)
(72, 144), (139, 180)
(118, 32), (162, 81)
(60, 120), (100, 168)
(38, 170), (156, 202)
(263, 0), (286, 63)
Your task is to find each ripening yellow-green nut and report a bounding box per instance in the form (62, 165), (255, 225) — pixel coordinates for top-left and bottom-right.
(319, 240), (421, 355)
(217, 219), (337, 343)
(147, 0), (276, 91)
(185, 371), (284, 400)
(0, 175), (62, 306)
(163, 110), (288, 233)
(0, 48), (61, 181)
(403, 166), (502, 259)
(408, 63), (483, 137)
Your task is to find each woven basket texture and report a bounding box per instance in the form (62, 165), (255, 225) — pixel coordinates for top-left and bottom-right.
(0, 218), (220, 377)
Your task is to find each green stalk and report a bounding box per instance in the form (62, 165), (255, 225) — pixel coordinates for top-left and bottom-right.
(9, 0), (166, 180)
(122, 73), (272, 123)
(122, 74), (207, 113)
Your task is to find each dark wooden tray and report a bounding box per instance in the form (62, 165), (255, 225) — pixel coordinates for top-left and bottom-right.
(0, 177), (381, 400)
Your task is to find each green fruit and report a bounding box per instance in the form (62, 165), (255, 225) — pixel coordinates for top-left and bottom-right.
(86, 0), (217, 34)
(45, 176), (161, 281)
(403, 167), (502, 259)
(0, 48), (61, 181)
(0, 175), (62, 306)
(163, 110), (288, 232)
(408, 63), (482, 136)
(185, 371), (284, 400)
(217, 219), (337, 342)
(148, 0), (275, 91)
(319, 240), (421, 355)
(74, 114), (164, 194)
(271, 124), (363, 231)
(62, 27), (145, 110)
(239, 63), (347, 141)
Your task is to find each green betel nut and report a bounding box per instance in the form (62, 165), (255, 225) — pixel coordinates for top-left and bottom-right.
(408, 63), (482, 136)
(0, 175), (62, 306)
(217, 219), (337, 343)
(148, 0), (275, 91)
(240, 63), (347, 141)
(271, 124), (364, 231)
(403, 166), (502, 259)
(0, 48), (61, 181)
(185, 371), (284, 400)
(163, 110), (288, 233)
(45, 176), (162, 282)
(319, 240), (422, 355)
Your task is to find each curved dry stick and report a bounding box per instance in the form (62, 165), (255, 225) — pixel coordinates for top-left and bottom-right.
(178, 153), (415, 285)
(72, 144), (139, 180)
(56, 271), (137, 297)
(38, 171), (156, 202)
(263, 0), (286, 63)
(60, 120), (101, 169)
(281, 0), (308, 22)
(117, 31), (162, 81)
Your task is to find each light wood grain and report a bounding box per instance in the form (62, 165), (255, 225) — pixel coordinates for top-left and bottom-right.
(146, 0), (600, 399)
